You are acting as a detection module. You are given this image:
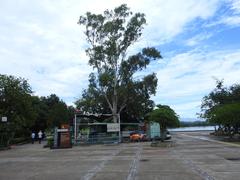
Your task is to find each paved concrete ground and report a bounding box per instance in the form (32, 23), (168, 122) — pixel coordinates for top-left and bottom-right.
(1, 131), (240, 180)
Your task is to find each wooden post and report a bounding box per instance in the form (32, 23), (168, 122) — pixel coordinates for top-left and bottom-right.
(118, 114), (121, 143)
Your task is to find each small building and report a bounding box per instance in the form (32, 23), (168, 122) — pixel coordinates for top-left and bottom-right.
(73, 111), (140, 144)
(147, 122), (160, 139)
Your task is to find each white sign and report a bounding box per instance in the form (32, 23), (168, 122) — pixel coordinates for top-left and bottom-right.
(1, 117), (7, 122)
(107, 123), (120, 132)
(57, 128), (68, 132)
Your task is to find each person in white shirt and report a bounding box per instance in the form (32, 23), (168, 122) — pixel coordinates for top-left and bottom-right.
(38, 130), (43, 144)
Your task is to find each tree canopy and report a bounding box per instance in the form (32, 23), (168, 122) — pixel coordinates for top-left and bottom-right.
(0, 74), (74, 146)
(200, 80), (240, 136)
(31, 94), (74, 131)
(77, 4), (161, 122)
(0, 75), (35, 138)
(147, 104), (179, 141)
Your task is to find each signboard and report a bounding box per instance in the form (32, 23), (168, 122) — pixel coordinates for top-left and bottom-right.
(107, 123), (120, 132)
(1, 117), (7, 122)
(57, 128), (68, 132)
(60, 132), (71, 148)
(53, 127), (58, 148)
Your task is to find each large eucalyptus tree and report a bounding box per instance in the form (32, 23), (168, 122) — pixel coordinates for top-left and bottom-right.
(78, 4), (161, 123)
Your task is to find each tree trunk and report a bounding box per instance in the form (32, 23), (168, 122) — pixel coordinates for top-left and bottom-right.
(113, 114), (118, 123)
(113, 59), (118, 123)
(112, 97), (118, 123)
(160, 126), (165, 142)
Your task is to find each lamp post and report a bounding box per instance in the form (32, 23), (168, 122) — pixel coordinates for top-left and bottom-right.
(0, 116), (8, 147)
(118, 114), (121, 143)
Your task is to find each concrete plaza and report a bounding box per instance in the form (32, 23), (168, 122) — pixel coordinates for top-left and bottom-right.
(1, 131), (240, 180)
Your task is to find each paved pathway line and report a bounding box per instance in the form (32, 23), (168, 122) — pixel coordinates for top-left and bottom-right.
(173, 149), (215, 180)
(82, 146), (122, 180)
(173, 135), (216, 180)
(126, 143), (142, 180)
(179, 133), (240, 147)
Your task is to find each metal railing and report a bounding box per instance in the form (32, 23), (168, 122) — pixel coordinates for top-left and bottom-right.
(74, 132), (119, 145)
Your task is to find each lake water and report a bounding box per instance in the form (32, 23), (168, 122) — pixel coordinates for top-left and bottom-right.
(169, 126), (215, 132)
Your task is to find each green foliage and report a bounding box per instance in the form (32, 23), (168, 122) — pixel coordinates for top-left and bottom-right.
(148, 105), (180, 128)
(33, 94), (73, 129)
(77, 4), (161, 122)
(200, 80), (240, 136)
(147, 104), (179, 141)
(48, 101), (69, 127)
(47, 136), (54, 148)
(206, 103), (240, 126)
(75, 74), (111, 114)
(0, 74), (75, 147)
(31, 96), (48, 131)
(0, 74), (36, 145)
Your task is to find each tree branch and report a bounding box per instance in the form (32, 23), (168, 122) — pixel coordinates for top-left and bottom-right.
(119, 98), (127, 113)
(100, 87), (113, 112)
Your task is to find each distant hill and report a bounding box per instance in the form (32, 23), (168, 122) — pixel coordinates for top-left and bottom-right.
(179, 118), (212, 127)
(180, 117), (204, 122)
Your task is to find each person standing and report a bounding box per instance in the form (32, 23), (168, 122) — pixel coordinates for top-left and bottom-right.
(38, 130), (43, 144)
(31, 132), (35, 144)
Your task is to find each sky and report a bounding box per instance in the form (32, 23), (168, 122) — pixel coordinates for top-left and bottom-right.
(0, 0), (240, 120)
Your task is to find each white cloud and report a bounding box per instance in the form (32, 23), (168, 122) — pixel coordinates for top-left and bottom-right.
(0, 0), (239, 119)
(208, 15), (240, 27)
(0, 2), (220, 84)
(229, 0), (240, 13)
(126, 0), (220, 48)
(172, 101), (201, 118)
(205, 0), (240, 27)
(219, 16), (240, 26)
(153, 49), (240, 118)
(185, 32), (213, 46)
